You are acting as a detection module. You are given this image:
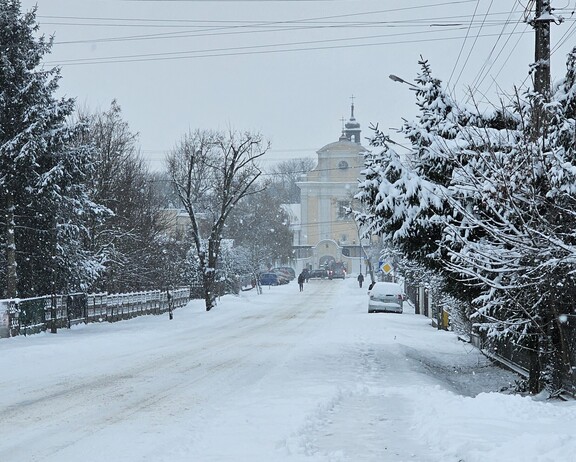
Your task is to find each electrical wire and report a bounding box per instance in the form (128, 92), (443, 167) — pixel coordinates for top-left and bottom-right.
(53, 22), (387, 46)
(448, 0), (481, 89)
(452, 0), (494, 92)
(467, 0), (525, 101)
(478, 20), (530, 100)
(551, 5), (576, 55)
(501, 1), (576, 95)
(45, 28), (529, 66)
(45, 23), (504, 65)
(45, 17), (521, 49)
(47, 12), (526, 47)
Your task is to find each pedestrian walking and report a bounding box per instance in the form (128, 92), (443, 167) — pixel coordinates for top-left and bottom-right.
(357, 273), (364, 288)
(298, 271), (305, 292)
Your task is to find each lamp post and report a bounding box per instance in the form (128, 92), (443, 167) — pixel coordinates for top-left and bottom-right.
(388, 74), (419, 90)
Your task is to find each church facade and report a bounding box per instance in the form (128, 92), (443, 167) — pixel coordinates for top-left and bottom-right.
(293, 104), (370, 275)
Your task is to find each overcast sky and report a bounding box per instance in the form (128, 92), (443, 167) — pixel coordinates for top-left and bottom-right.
(20, 0), (576, 171)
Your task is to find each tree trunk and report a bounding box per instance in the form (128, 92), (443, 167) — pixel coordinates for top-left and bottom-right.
(5, 199), (17, 299)
(202, 269), (216, 312)
(527, 325), (542, 394)
(202, 238), (220, 312)
(545, 300), (571, 395)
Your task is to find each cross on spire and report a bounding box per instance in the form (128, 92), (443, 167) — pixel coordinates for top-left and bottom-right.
(350, 94), (355, 119)
(342, 95), (361, 143)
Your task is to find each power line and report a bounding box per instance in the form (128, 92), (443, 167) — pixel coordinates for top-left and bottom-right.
(119, 0), (476, 5)
(46, 24), (505, 64)
(473, 18), (529, 100)
(551, 4), (576, 54)
(452, 0), (494, 91)
(43, 11), (520, 28)
(45, 29), (530, 66)
(46, 10), (525, 46)
(448, 0), (481, 89)
(467, 0), (525, 101)
(48, 2), (478, 25)
(44, 17), (522, 47)
(479, 1), (575, 97)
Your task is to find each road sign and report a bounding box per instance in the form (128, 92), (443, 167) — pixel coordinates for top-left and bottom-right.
(377, 260), (392, 274)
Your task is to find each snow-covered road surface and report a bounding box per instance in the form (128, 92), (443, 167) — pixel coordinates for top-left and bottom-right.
(1, 278), (575, 462)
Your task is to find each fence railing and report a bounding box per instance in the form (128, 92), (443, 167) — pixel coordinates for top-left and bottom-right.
(0, 288), (190, 338)
(468, 323), (576, 397)
(404, 281), (576, 396)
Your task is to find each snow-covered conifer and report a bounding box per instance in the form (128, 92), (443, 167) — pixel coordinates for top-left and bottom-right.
(0, 1), (102, 296)
(358, 53), (576, 393)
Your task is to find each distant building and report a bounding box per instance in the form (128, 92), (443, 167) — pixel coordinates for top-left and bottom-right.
(294, 102), (370, 274)
(159, 207), (190, 237)
(281, 203), (302, 246)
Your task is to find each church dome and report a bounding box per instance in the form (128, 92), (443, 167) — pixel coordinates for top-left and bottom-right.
(317, 138), (368, 155)
(317, 100), (367, 152)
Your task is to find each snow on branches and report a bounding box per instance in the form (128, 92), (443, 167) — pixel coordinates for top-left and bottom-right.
(357, 53), (576, 393)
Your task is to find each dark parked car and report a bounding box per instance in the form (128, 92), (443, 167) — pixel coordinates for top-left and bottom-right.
(309, 269), (328, 279)
(329, 264), (346, 279)
(259, 272), (279, 286)
(272, 268), (292, 283)
(278, 266), (296, 279)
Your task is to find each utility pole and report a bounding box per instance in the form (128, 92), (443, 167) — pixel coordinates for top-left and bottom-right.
(532, 0), (552, 98)
(528, 0), (555, 394)
(529, 0), (555, 140)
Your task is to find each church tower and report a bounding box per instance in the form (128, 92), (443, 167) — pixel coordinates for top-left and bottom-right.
(294, 100), (369, 274)
(343, 99), (361, 144)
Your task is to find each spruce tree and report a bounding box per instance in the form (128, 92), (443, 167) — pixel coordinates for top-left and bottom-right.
(357, 58), (469, 299)
(0, 1), (100, 297)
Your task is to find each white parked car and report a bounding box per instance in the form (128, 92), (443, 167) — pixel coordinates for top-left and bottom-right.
(368, 282), (404, 313)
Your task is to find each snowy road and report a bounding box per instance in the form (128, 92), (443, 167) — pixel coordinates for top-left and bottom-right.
(1, 278), (575, 462)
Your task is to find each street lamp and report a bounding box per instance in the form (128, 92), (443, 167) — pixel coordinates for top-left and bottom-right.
(388, 74), (419, 90)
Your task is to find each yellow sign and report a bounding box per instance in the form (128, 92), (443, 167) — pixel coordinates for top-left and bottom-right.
(382, 263), (392, 274)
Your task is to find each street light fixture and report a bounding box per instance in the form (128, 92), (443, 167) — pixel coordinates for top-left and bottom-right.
(388, 74), (419, 90)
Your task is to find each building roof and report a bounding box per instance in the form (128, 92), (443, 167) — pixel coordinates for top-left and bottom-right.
(316, 101), (368, 153)
(317, 138), (369, 155)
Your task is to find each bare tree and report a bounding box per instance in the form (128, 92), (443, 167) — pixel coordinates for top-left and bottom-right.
(167, 129), (268, 311)
(80, 101), (169, 293)
(225, 182), (294, 266)
(269, 157), (316, 203)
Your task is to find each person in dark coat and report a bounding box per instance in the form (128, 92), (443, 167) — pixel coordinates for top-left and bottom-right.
(297, 272), (305, 292)
(357, 273), (364, 288)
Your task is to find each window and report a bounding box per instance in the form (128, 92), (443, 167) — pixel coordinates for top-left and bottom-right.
(294, 247), (312, 258)
(342, 246), (362, 258)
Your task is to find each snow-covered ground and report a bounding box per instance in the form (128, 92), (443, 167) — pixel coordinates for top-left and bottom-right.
(1, 277), (574, 462)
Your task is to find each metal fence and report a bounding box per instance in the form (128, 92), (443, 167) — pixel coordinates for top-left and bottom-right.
(471, 322), (576, 397)
(405, 281), (576, 396)
(0, 288), (191, 338)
